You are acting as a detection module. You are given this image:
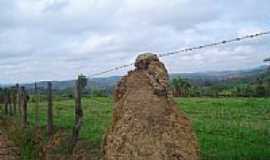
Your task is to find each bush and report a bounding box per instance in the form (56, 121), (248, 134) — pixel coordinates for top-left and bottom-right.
(91, 89), (108, 97)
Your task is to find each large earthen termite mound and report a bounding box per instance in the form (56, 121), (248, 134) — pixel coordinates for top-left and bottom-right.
(103, 53), (199, 160)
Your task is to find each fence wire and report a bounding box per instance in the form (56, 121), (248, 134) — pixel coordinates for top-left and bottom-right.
(89, 30), (270, 78)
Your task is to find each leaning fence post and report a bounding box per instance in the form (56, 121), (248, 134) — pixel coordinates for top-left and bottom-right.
(47, 82), (53, 136)
(35, 82), (40, 128)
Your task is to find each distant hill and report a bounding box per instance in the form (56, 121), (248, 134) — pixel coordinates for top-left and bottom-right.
(171, 65), (269, 86)
(20, 76), (121, 93)
(2, 65), (269, 92)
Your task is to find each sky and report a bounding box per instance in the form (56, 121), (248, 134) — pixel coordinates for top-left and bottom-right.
(1, 0), (270, 84)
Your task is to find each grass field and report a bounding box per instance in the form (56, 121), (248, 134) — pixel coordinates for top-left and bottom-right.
(1, 97), (270, 160)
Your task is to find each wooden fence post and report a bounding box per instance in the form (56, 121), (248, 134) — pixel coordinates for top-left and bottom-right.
(17, 84), (22, 119)
(47, 82), (53, 136)
(70, 75), (87, 152)
(35, 82), (40, 128)
(4, 89), (8, 115)
(8, 89), (13, 116)
(21, 87), (28, 128)
(72, 80), (82, 143)
(12, 85), (18, 115)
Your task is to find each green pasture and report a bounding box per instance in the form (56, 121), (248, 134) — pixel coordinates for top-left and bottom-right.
(1, 97), (269, 160)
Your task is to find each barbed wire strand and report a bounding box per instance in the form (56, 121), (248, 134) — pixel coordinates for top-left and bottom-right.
(88, 30), (270, 78)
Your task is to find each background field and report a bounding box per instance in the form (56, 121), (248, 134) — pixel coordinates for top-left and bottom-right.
(11, 97), (268, 160)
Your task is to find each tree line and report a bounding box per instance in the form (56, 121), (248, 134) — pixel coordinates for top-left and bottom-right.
(169, 72), (270, 97)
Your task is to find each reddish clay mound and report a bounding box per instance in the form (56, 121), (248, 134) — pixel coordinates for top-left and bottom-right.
(103, 53), (199, 160)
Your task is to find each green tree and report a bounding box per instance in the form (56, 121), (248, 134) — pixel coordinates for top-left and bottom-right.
(91, 89), (108, 97)
(170, 76), (192, 97)
(255, 85), (266, 97)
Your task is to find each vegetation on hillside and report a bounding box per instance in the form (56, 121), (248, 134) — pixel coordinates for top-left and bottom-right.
(1, 66), (269, 98)
(170, 67), (270, 97)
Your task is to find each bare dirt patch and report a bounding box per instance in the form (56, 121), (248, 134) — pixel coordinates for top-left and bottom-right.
(0, 129), (20, 160)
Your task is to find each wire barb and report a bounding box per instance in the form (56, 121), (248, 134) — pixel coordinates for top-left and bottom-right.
(89, 30), (270, 78)
(89, 63), (134, 78)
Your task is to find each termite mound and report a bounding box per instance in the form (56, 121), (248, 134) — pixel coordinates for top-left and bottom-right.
(103, 53), (199, 160)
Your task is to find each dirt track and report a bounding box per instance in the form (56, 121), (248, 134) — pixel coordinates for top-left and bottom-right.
(0, 130), (20, 160)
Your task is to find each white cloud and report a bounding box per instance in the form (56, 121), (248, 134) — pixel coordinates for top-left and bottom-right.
(0, 0), (270, 83)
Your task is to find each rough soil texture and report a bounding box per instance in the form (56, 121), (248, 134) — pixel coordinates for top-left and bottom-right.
(103, 53), (199, 160)
(0, 130), (20, 160)
(42, 130), (93, 160)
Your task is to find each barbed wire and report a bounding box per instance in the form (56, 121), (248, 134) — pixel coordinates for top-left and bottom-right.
(88, 30), (270, 78)
(89, 63), (134, 78)
(158, 31), (270, 58)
